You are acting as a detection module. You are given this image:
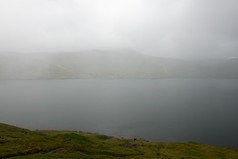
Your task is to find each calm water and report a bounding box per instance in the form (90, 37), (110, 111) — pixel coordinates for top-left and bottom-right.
(0, 79), (238, 148)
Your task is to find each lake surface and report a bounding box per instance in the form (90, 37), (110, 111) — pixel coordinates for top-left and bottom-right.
(0, 79), (238, 148)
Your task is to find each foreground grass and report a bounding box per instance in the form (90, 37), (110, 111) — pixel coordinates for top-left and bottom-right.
(0, 123), (238, 159)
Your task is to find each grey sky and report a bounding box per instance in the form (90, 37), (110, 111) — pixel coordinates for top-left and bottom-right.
(0, 0), (238, 59)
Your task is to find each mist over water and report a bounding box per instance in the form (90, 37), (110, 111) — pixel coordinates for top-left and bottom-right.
(0, 0), (238, 152)
(0, 0), (238, 59)
(1, 79), (238, 148)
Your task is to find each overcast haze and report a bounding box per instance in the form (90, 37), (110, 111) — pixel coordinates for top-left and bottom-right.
(0, 0), (238, 59)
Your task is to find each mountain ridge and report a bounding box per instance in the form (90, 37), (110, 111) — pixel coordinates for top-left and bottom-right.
(0, 51), (237, 79)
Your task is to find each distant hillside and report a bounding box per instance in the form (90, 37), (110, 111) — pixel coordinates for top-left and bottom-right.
(0, 51), (237, 79)
(1, 122), (238, 159)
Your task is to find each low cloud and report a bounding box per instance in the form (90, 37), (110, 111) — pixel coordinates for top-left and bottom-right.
(0, 0), (237, 59)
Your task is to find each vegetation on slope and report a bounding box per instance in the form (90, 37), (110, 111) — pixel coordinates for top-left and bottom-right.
(0, 123), (238, 159)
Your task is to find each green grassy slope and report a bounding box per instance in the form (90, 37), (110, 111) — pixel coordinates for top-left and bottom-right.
(0, 123), (238, 159)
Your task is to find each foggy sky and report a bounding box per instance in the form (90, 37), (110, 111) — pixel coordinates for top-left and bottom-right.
(0, 0), (238, 59)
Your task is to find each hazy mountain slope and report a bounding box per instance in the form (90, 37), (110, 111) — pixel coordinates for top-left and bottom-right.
(0, 53), (51, 79)
(0, 51), (237, 79)
(201, 59), (238, 78)
(46, 51), (166, 78)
